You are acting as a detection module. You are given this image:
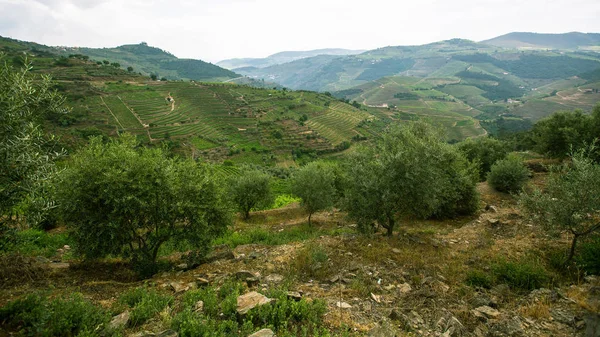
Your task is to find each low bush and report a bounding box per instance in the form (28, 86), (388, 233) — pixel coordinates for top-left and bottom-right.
(492, 259), (550, 291)
(0, 293), (110, 336)
(118, 287), (173, 327)
(465, 269), (493, 289)
(575, 235), (600, 275)
(487, 155), (530, 193)
(12, 228), (71, 258)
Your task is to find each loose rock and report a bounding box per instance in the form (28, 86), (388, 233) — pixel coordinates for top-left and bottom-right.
(237, 291), (272, 315)
(248, 328), (274, 337)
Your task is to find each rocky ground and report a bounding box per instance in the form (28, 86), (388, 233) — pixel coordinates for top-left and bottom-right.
(1, 175), (599, 336)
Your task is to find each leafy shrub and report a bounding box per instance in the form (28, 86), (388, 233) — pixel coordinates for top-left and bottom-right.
(118, 287), (173, 327)
(487, 155), (530, 193)
(465, 270), (493, 289)
(492, 259), (550, 291)
(0, 293), (110, 336)
(457, 137), (508, 181)
(575, 235), (600, 275)
(272, 194), (301, 209)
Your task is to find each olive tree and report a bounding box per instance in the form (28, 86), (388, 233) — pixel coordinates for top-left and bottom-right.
(457, 137), (508, 180)
(56, 135), (232, 275)
(521, 148), (600, 264)
(229, 169), (273, 219)
(343, 122), (479, 236)
(291, 161), (336, 225)
(0, 56), (66, 228)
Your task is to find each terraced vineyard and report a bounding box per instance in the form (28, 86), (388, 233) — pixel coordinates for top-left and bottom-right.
(78, 81), (381, 164)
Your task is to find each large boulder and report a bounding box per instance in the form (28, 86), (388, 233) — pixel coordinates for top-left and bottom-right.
(237, 291), (272, 315)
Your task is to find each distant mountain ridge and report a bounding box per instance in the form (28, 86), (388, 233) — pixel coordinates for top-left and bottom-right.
(480, 32), (600, 50)
(216, 48), (365, 70)
(62, 42), (238, 81)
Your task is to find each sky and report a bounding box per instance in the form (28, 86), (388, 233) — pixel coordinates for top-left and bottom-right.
(1, 0), (599, 63)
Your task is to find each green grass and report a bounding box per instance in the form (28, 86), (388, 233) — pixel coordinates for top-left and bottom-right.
(213, 225), (351, 249)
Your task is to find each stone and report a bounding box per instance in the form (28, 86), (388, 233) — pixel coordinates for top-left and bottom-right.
(176, 263), (188, 271)
(194, 300), (204, 312)
(470, 294), (496, 308)
(169, 282), (189, 293)
(235, 270), (258, 280)
(551, 309), (575, 326)
(248, 328), (274, 337)
(472, 306), (500, 320)
(336, 301), (352, 309)
(397, 283), (412, 294)
(370, 293), (382, 303)
(129, 330), (179, 337)
(248, 251), (261, 259)
(237, 291), (272, 315)
(487, 317), (523, 337)
(286, 291), (302, 301)
(246, 277), (260, 287)
(392, 248), (401, 254)
(109, 310), (130, 330)
(196, 277), (210, 287)
(367, 322), (396, 337)
(485, 204), (498, 213)
(264, 274), (284, 283)
(206, 245), (235, 263)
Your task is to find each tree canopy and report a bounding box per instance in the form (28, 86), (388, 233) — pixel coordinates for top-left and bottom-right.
(343, 122), (479, 236)
(229, 168), (273, 219)
(291, 161), (337, 225)
(56, 135), (232, 275)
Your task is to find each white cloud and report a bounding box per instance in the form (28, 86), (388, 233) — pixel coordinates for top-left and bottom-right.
(0, 0), (598, 62)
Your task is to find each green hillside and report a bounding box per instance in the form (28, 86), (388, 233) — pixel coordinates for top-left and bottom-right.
(216, 48), (365, 69)
(62, 42), (238, 81)
(0, 36), (238, 82)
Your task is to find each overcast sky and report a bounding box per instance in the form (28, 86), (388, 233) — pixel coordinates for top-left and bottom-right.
(1, 0), (599, 62)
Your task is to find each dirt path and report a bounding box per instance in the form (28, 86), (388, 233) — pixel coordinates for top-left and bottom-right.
(100, 96), (124, 130)
(117, 96), (154, 141)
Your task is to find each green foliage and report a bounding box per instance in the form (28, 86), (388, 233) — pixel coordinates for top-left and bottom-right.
(0, 57), (67, 225)
(343, 122), (479, 236)
(457, 137), (508, 180)
(487, 154), (530, 193)
(55, 134), (232, 276)
(172, 284), (327, 337)
(492, 259), (550, 291)
(11, 229), (70, 258)
(530, 106), (600, 160)
(0, 293), (111, 337)
(229, 169), (273, 219)
(465, 270), (493, 289)
(521, 148), (600, 264)
(118, 287), (173, 327)
(291, 161), (337, 225)
(272, 194), (301, 209)
(575, 235), (600, 275)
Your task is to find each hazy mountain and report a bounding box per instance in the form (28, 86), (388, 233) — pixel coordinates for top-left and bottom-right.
(480, 32), (600, 50)
(216, 48), (365, 69)
(235, 37), (600, 93)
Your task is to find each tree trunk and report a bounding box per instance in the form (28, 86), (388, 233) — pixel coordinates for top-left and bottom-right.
(565, 233), (580, 265)
(244, 210), (250, 220)
(308, 212), (312, 226)
(386, 217), (395, 237)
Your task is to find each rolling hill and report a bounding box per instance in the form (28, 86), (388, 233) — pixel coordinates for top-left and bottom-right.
(216, 48), (365, 70)
(60, 42), (239, 81)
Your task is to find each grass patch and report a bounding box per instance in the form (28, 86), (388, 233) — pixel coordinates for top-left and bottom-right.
(12, 229), (71, 258)
(172, 283), (328, 337)
(118, 287), (173, 327)
(0, 293), (111, 337)
(213, 225), (349, 249)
